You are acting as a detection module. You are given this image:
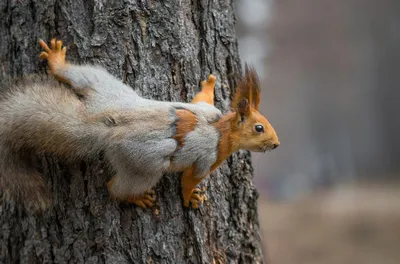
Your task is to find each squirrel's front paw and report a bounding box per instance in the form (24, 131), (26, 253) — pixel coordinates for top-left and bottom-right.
(183, 187), (207, 209)
(39, 38), (67, 71)
(126, 190), (156, 209)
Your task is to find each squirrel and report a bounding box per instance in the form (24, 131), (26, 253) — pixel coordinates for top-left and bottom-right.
(0, 38), (280, 213)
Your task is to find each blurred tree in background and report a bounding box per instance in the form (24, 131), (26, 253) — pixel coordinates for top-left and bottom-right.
(237, 0), (400, 199)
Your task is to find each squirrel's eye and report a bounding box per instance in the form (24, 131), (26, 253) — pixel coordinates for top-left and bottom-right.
(255, 125), (264, 133)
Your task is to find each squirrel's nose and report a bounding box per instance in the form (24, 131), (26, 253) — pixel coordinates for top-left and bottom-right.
(272, 143), (280, 149)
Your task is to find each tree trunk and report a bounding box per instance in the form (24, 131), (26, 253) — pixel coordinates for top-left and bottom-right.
(0, 0), (264, 263)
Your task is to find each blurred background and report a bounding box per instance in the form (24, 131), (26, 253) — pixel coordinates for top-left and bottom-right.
(235, 0), (400, 263)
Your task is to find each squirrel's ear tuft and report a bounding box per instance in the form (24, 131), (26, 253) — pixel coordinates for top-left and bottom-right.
(233, 64), (261, 111)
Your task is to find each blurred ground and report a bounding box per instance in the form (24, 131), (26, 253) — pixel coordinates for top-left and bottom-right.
(237, 0), (400, 197)
(259, 182), (400, 264)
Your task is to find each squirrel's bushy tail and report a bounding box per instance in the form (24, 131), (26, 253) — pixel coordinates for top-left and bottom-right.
(0, 149), (52, 212)
(0, 76), (110, 212)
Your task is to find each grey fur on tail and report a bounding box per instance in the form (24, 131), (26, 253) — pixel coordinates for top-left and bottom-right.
(0, 76), (109, 213)
(0, 150), (51, 212)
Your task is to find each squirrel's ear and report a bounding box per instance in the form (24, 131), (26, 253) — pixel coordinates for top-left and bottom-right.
(233, 64), (261, 112)
(244, 64), (261, 110)
(236, 98), (250, 121)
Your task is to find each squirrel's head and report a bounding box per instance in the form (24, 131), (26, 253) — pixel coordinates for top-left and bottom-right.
(231, 65), (280, 152)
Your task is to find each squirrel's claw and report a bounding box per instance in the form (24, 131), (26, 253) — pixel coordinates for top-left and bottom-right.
(190, 199), (199, 209)
(39, 39), (51, 53)
(40, 38), (64, 55)
(56, 40), (63, 51)
(133, 200), (147, 209)
(39, 38), (68, 74)
(208, 74), (217, 83)
(200, 74), (216, 88)
(204, 74), (217, 86)
(50, 38), (56, 50)
(126, 190), (156, 209)
(146, 190), (156, 195)
(191, 193), (203, 201)
(143, 194), (155, 201)
(39, 52), (48, 60)
(183, 188), (207, 209)
(142, 199), (154, 208)
(127, 196), (155, 209)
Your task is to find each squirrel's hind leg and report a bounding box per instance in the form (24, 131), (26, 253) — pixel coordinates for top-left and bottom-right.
(106, 174), (158, 209)
(181, 166), (208, 209)
(191, 74), (216, 105)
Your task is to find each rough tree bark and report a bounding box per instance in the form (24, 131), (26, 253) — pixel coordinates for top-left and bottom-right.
(0, 0), (264, 263)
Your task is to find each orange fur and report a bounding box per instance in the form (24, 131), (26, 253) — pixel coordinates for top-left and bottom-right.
(39, 38), (71, 84)
(209, 67), (279, 172)
(210, 113), (237, 171)
(180, 69), (279, 208)
(173, 110), (198, 147)
(191, 74), (216, 105)
(181, 166), (206, 208)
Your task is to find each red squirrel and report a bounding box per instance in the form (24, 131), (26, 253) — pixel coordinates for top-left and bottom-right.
(0, 38), (279, 212)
